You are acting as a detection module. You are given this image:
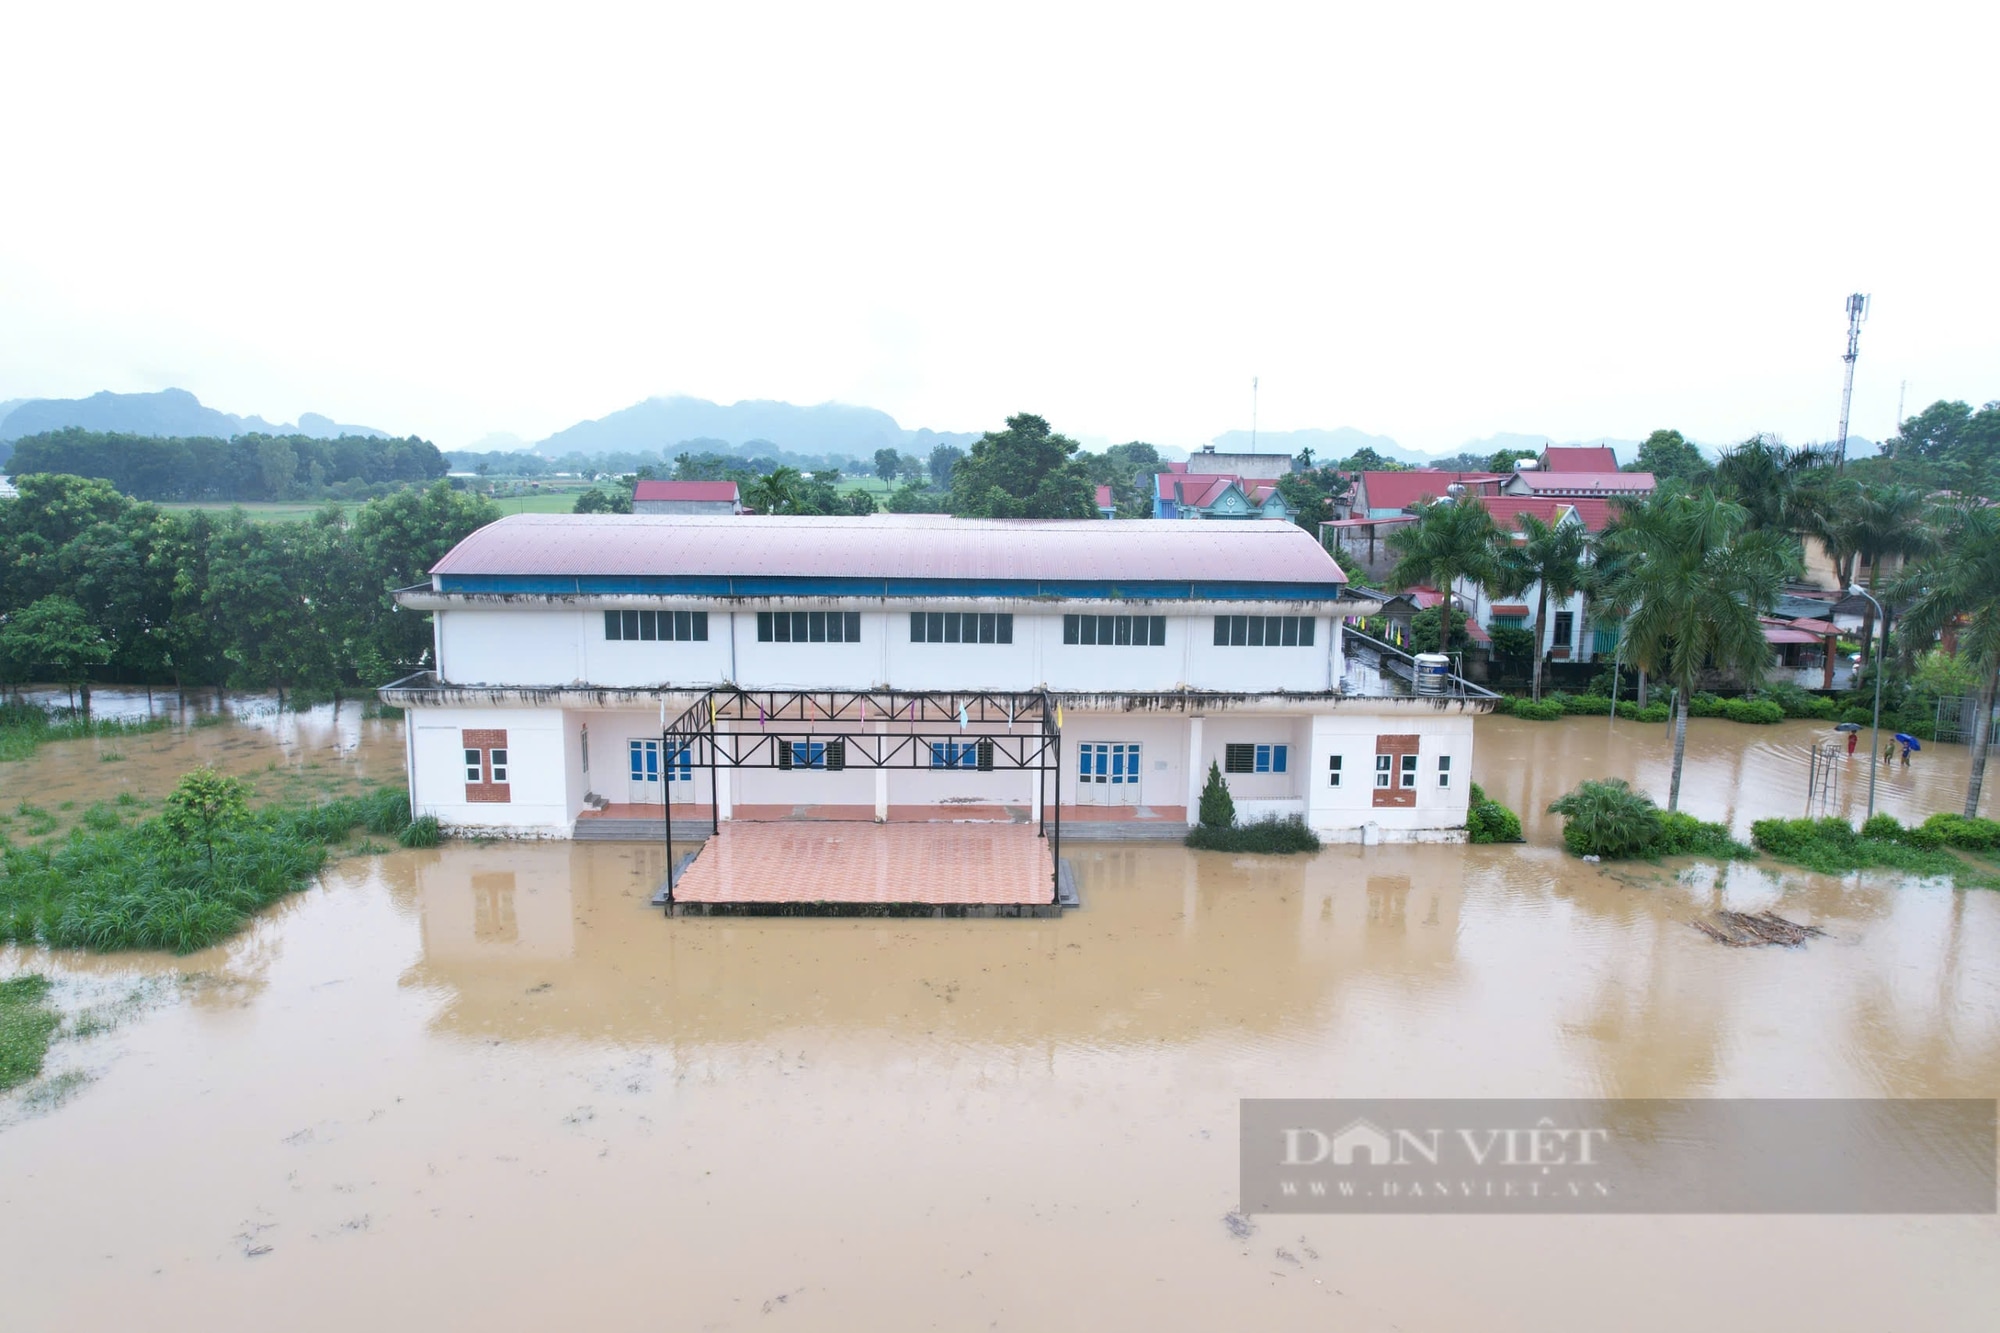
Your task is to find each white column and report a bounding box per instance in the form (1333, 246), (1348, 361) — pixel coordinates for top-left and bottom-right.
(874, 721), (889, 821)
(716, 721), (733, 821)
(1184, 716), (1205, 818)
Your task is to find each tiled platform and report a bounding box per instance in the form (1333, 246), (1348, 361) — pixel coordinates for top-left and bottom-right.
(666, 822), (1061, 917)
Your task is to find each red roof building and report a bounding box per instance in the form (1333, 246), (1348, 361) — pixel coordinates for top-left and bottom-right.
(633, 480), (745, 514)
(1353, 471), (1504, 517)
(1503, 470), (1654, 499)
(1539, 446), (1619, 472)
(1470, 494), (1618, 533)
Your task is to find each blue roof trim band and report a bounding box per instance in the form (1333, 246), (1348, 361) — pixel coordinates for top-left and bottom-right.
(433, 574), (1350, 601)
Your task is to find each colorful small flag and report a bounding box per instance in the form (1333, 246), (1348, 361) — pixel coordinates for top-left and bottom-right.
(1056, 703), (1064, 729)
(959, 703), (968, 731)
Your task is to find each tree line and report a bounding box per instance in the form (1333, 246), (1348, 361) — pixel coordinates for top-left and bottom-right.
(6, 428), (448, 502)
(1384, 422), (2000, 818)
(0, 476), (497, 708)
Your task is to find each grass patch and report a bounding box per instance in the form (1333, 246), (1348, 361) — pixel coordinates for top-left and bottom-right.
(1547, 778), (1752, 861)
(398, 815), (442, 848)
(0, 702), (171, 764)
(1753, 816), (2000, 886)
(1184, 816), (1322, 854)
(0, 783), (416, 954)
(0, 974), (61, 1092)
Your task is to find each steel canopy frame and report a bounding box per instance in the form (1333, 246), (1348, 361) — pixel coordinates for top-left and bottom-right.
(660, 688), (1062, 906)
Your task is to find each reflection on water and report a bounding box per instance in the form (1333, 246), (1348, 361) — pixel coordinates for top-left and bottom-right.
(2, 713), (1999, 1331)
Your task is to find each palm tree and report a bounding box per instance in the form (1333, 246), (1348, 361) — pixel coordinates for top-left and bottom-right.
(1715, 437), (1838, 534)
(1601, 484), (1791, 811)
(1493, 511), (1591, 702)
(1386, 498), (1501, 652)
(1893, 501), (2000, 818)
(744, 465), (804, 515)
(1828, 483), (1937, 666)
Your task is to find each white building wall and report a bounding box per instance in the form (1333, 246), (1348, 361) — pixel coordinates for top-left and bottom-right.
(409, 706), (575, 835)
(430, 606), (1341, 694)
(1305, 709), (1474, 839)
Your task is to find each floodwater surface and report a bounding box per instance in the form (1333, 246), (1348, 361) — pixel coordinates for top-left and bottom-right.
(2, 709), (1997, 1331)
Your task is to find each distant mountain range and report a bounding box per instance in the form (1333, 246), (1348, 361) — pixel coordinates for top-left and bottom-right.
(530, 395), (980, 462)
(0, 389), (387, 444)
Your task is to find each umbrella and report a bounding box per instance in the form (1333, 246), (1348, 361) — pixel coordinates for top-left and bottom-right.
(1834, 722), (1862, 733)
(1893, 733), (1922, 751)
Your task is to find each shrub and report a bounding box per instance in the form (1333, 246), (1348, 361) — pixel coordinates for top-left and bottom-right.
(1860, 813), (1904, 841)
(1184, 816), (1321, 854)
(1923, 813), (2000, 853)
(1689, 692), (1726, 718)
(1750, 815), (1992, 882)
(1653, 811), (1753, 859)
(398, 815), (443, 849)
(1721, 698), (1785, 725)
(1487, 695), (1517, 716)
(1467, 799), (1524, 844)
(1561, 695), (1614, 716)
(1547, 779), (1665, 858)
(1513, 699), (1565, 721)
(1840, 706), (1875, 727)
(1197, 761), (1236, 830)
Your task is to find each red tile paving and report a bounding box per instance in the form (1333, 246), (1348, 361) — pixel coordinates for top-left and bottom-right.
(672, 822), (1055, 905)
(579, 802), (1186, 824)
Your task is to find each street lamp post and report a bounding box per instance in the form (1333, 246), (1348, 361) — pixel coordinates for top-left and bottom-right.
(1850, 584), (1885, 819)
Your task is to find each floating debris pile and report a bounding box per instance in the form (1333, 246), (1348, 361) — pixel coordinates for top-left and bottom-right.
(1691, 910), (1827, 948)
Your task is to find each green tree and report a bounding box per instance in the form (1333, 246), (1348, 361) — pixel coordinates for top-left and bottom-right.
(0, 595), (113, 714)
(572, 486), (632, 514)
(948, 414), (1095, 519)
(1826, 482), (1936, 667)
(1275, 460), (1353, 536)
(346, 482), (501, 682)
(745, 466), (805, 515)
(1386, 498), (1502, 651)
(1493, 511), (1591, 701)
(1338, 447), (1405, 472)
(1486, 447), (1540, 473)
(1600, 485), (1791, 811)
(1715, 436), (1837, 534)
(927, 444), (965, 489)
(885, 481), (949, 513)
(1082, 441), (1163, 520)
(1631, 429), (1713, 487)
(1197, 761), (1236, 829)
(872, 448), (902, 482)
(1893, 501), (2000, 817)
(162, 767), (252, 870)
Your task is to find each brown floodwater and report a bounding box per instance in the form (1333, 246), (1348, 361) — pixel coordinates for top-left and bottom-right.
(2, 711), (1997, 1331)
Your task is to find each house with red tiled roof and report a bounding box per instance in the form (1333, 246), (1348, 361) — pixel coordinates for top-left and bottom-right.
(1538, 445), (1619, 472)
(1351, 470), (1504, 518)
(1502, 470), (1655, 500)
(1094, 485), (1117, 519)
(1153, 469), (1295, 521)
(1451, 501), (1603, 664)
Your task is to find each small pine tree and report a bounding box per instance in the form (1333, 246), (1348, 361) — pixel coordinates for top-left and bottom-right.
(1198, 760), (1236, 829)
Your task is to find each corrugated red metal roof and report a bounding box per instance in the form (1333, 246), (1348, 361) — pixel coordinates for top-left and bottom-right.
(1470, 494), (1618, 532)
(1490, 604), (1530, 616)
(633, 480), (740, 502)
(1512, 471), (1655, 495)
(1763, 624), (1822, 645)
(1541, 446), (1618, 472)
(429, 513), (1346, 584)
(1360, 471), (1505, 510)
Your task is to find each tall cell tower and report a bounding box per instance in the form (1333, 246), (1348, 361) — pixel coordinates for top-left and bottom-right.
(1835, 292), (1869, 468)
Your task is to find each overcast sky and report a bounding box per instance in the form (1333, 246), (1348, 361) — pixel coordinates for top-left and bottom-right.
(3, 2), (1994, 454)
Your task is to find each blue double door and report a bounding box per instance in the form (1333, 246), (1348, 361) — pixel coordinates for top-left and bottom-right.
(1077, 742), (1142, 805)
(628, 739), (692, 803)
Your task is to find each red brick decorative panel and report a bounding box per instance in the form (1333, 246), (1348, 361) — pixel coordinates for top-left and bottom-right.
(463, 728), (510, 803)
(1373, 733), (1419, 809)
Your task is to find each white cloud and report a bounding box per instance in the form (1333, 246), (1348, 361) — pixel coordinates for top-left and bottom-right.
(1, 0), (1993, 451)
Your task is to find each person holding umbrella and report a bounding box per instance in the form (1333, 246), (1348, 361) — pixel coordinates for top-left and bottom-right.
(1894, 732), (1922, 766)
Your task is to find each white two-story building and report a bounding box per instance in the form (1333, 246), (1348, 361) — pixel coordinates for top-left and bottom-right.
(380, 514), (1494, 842)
